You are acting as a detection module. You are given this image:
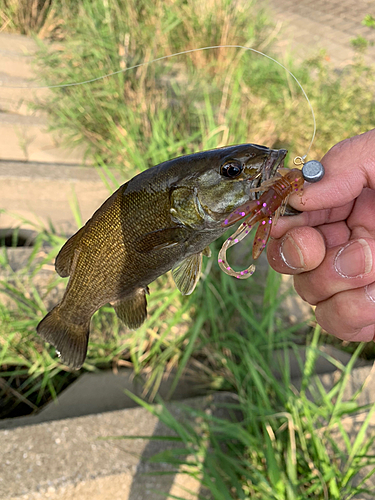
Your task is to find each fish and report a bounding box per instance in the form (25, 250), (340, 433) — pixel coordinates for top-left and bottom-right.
(37, 144), (287, 369)
(218, 168), (304, 279)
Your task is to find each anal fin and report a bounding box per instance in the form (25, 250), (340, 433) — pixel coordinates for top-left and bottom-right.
(111, 288), (148, 329)
(172, 253), (202, 295)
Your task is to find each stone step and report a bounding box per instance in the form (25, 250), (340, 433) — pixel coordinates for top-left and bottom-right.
(0, 32), (87, 163)
(1, 364), (374, 499)
(0, 33), (38, 80)
(0, 393), (223, 500)
(0, 115), (87, 164)
(0, 160), (119, 235)
(0, 73), (47, 116)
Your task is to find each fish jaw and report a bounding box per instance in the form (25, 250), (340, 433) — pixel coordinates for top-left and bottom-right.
(261, 148), (287, 184)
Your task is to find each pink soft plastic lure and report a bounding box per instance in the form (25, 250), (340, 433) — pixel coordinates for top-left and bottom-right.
(218, 168), (304, 279)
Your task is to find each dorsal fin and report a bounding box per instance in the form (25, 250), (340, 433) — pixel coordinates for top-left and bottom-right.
(55, 226), (86, 277)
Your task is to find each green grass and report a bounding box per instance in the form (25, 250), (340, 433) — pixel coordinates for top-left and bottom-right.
(118, 327), (375, 499)
(28, 0), (375, 171)
(30, 0), (281, 170)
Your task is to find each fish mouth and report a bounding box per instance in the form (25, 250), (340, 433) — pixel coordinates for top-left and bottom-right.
(262, 148), (287, 184)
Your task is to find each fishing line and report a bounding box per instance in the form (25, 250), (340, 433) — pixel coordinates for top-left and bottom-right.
(2, 44), (317, 158)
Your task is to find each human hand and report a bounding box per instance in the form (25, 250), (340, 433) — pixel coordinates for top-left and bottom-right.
(268, 129), (375, 342)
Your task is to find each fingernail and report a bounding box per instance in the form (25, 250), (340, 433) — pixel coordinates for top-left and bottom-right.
(334, 239), (372, 278)
(365, 282), (375, 303)
(280, 234), (304, 270)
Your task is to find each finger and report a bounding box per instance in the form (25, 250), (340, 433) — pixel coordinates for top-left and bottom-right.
(315, 286), (375, 341)
(268, 221), (351, 275)
(294, 238), (375, 304)
(347, 188), (375, 237)
(316, 221), (350, 248)
(271, 202), (354, 239)
(267, 227), (326, 274)
(280, 187), (375, 241)
(287, 129), (375, 212)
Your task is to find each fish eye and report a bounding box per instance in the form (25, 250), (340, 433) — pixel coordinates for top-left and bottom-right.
(220, 161), (243, 179)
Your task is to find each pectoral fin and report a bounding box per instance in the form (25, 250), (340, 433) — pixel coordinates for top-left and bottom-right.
(111, 287), (148, 329)
(135, 226), (190, 253)
(202, 246), (211, 257)
(172, 253), (203, 295)
(55, 226), (85, 277)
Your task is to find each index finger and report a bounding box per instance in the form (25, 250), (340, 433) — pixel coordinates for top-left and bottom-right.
(288, 128), (375, 212)
(271, 202), (354, 239)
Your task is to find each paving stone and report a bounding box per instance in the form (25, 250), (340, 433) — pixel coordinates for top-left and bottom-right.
(0, 75), (43, 116)
(0, 33), (37, 79)
(0, 120), (87, 164)
(268, 0), (375, 66)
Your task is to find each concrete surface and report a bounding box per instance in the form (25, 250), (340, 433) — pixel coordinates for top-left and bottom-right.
(0, 160), (120, 235)
(0, 33), (87, 164)
(0, 369), (210, 430)
(1, 363), (375, 499)
(0, 393), (229, 500)
(267, 0), (375, 66)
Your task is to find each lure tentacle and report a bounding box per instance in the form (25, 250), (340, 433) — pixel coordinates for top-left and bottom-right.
(252, 216), (272, 259)
(218, 222), (256, 279)
(219, 168), (304, 278)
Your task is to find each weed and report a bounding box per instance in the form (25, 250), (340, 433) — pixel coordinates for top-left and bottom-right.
(121, 328), (375, 499)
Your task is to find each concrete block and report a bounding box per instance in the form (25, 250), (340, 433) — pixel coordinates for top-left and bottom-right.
(0, 74), (46, 116)
(0, 345), (369, 431)
(0, 369), (210, 431)
(0, 118), (87, 164)
(0, 33), (38, 80)
(0, 161), (120, 235)
(0, 393), (231, 500)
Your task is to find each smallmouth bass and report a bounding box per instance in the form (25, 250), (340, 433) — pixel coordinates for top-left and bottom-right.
(37, 144), (286, 369)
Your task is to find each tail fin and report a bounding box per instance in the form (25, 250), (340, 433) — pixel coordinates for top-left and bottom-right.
(37, 306), (90, 370)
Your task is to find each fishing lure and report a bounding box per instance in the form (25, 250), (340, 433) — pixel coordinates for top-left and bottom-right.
(218, 167), (305, 279)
